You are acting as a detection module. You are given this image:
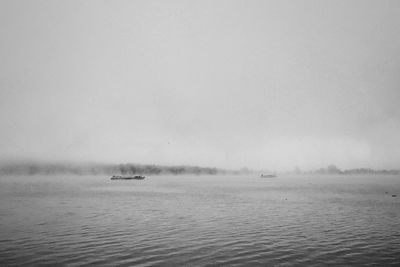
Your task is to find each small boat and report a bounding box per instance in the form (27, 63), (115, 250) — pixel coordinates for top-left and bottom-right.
(260, 174), (277, 178)
(110, 175), (145, 180)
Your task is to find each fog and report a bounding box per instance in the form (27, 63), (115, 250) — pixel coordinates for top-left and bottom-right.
(1, 0), (399, 171)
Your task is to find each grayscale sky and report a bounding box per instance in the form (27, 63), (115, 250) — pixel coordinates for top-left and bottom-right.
(1, 0), (399, 170)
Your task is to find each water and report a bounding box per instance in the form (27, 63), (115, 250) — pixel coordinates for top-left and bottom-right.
(0, 175), (399, 266)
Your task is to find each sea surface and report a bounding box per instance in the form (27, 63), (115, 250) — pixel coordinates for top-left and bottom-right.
(0, 174), (399, 266)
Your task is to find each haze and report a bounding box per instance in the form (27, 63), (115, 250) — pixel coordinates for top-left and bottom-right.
(1, 0), (400, 171)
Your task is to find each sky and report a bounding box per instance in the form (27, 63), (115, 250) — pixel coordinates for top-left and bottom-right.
(1, 0), (400, 171)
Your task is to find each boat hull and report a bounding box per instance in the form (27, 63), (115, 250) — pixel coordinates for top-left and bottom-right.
(110, 175), (145, 180)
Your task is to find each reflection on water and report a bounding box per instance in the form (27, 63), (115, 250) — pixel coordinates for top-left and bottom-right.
(0, 175), (399, 266)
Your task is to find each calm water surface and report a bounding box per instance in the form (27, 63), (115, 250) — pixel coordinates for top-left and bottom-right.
(0, 175), (399, 266)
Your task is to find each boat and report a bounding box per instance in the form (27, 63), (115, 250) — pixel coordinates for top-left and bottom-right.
(260, 174), (277, 178)
(110, 175), (145, 180)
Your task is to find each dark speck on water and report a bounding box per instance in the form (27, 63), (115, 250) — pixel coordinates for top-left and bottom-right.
(0, 174), (400, 266)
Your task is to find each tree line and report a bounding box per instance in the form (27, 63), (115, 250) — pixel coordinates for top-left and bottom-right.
(0, 162), (222, 176)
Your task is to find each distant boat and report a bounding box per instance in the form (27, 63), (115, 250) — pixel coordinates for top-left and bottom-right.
(110, 175), (145, 180)
(260, 174), (277, 178)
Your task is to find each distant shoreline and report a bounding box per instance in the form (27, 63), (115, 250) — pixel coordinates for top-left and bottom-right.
(0, 162), (223, 176)
(0, 162), (399, 176)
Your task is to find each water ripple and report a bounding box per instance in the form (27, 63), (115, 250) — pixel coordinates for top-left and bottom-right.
(1, 175), (400, 266)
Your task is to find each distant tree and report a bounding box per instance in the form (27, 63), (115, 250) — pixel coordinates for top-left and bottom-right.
(327, 165), (342, 174)
(293, 166), (302, 175)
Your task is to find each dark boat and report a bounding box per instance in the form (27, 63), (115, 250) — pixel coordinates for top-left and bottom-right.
(260, 174), (277, 178)
(110, 175), (145, 180)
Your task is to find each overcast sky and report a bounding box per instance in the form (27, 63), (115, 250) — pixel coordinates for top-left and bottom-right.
(1, 0), (399, 170)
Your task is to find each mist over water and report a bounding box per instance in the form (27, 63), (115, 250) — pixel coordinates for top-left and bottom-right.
(1, 1), (400, 265)
(1, 1), (400, 170)
(1, 175), (399, 266)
